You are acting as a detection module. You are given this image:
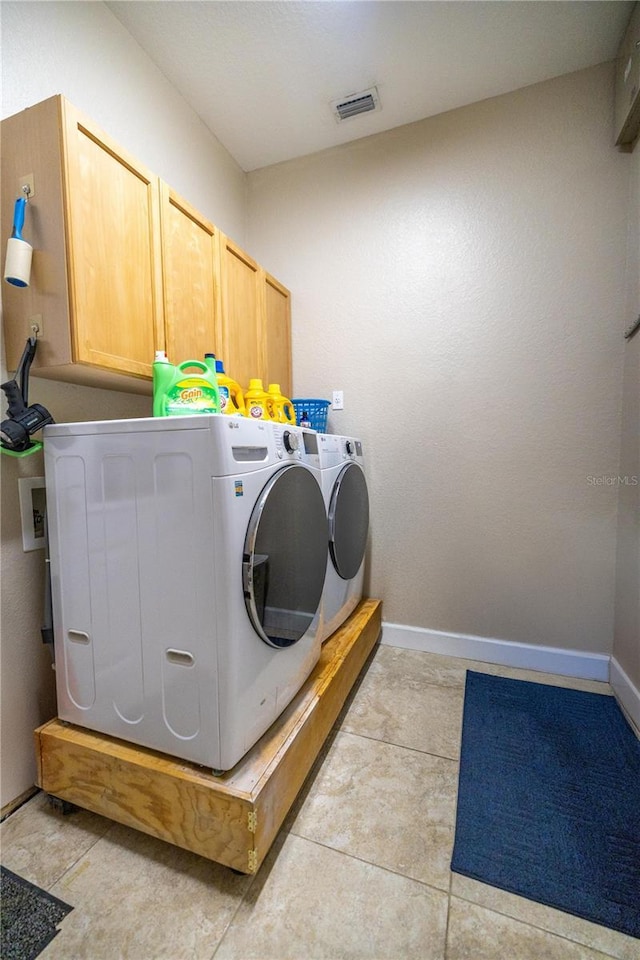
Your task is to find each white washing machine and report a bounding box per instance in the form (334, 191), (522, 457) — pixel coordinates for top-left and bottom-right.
(43, 414), (328, 771)
(317, 433), (370, 642)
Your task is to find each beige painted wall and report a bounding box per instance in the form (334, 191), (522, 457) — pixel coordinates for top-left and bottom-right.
(613, 144), (640, 690)
(0, 1), (248, 808)
(248, 63), (630, 655)
(0, 1), (247, 241)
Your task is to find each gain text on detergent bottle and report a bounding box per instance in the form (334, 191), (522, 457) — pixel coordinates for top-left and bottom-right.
(244, 379), (272, 420)
(153, 352), (221, 417)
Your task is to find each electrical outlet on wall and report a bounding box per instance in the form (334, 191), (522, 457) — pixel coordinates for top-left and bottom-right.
(18, 477), (47, 551)
(332, 390), (344, 410)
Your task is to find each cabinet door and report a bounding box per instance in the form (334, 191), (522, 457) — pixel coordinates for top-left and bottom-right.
(160, 183), (221, 364)
(62, 101), (163, 379)
(0, 96), (72, 375)
(219, 235), (264, 389)
(263, 272), (292, 398)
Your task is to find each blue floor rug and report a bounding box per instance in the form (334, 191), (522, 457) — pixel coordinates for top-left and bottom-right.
(451, 671), (640, 939)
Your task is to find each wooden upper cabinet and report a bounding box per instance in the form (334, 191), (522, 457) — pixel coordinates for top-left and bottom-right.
(218, 236), (293, 397)
(62, 101), (162, 380)
(219, 235), (264, 389)
(1, 95), (161, 391)
(263, 272), (292, 398)
(160, 184), (221, 364)
(1, 95), (292, 396)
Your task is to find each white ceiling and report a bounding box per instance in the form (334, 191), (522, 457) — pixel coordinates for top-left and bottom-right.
(107, 1), (634, 172)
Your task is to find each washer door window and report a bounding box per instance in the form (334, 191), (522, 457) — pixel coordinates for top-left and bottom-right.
(244, 465), (328, 648)
(329, 463), (369, 580)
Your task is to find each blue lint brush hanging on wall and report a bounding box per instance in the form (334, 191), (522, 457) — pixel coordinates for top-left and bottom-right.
(4, 196), (32, 287)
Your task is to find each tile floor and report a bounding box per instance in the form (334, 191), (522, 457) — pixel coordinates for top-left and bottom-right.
(2, 643), (638, 960)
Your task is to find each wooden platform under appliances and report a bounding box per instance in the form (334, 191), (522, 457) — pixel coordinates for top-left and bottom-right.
(34, 599), (382, 875)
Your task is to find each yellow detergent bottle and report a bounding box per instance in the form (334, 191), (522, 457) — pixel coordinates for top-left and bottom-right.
(212, 356), (245, 416)
(153, 351), (221, 417)
(267, 384), (296, 424)
(244, 379), (272, 420)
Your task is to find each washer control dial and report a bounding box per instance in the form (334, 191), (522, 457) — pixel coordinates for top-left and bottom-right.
(283, 430), (299, 453)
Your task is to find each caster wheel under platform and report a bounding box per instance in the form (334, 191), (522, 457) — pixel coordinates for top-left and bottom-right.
(46, 794), (77, 815)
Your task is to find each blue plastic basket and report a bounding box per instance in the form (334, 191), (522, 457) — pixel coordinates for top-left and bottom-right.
(291, 399), (330, 432)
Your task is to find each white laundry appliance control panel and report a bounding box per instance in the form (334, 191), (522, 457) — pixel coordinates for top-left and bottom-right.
(272, 422), (321, 470)
(343, 438), (363, 460)
(318, 433), (365, 467)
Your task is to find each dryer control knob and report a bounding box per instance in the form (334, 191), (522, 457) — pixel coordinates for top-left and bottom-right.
(345, 439), (354, 456)
(283, 430), (299, 453)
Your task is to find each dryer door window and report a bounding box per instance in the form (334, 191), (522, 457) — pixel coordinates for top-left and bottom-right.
(329, 463), (369, 581)
(243, 464), (328, 648)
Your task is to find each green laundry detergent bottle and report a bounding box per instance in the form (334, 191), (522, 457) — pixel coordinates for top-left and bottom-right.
(153, 351), (221, 417)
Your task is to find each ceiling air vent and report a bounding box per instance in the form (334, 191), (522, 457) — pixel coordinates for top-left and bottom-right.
(331, 86), (380, 123)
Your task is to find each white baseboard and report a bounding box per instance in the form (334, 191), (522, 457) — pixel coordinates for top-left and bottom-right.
(381, 621), (610, 682)
(610, 657), (640, 736)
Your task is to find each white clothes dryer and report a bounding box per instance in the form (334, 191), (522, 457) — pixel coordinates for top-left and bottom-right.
(44, 414), (328, 771)
(316, 433), (370, 642)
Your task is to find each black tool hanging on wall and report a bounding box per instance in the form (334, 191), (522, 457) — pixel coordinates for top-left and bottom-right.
(1, 337), (54, 456)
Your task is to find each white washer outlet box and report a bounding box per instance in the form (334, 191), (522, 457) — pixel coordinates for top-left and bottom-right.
(18, 476), (47, 550)
(332, 390), (344, 410)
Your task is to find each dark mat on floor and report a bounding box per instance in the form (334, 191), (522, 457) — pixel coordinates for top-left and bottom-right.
(451, 671), (640, 939)
(1, 866), (73, 960)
